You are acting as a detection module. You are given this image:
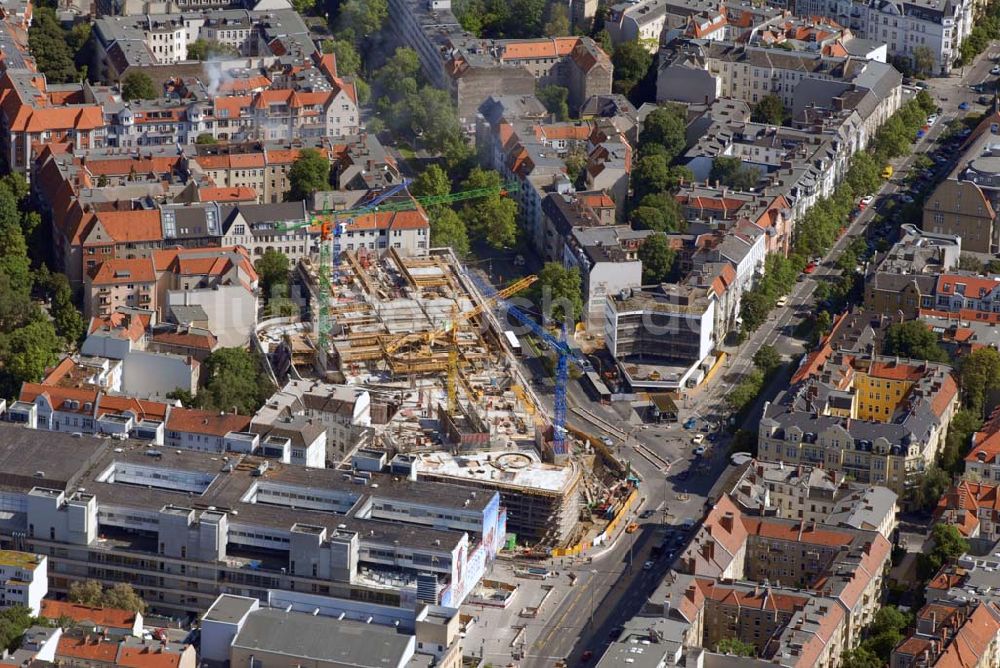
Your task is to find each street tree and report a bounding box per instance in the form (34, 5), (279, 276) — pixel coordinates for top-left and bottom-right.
(28, 8), (78, 84)
(459, 168), (517, 249)
(917, 523), (969, 579)
(537, 85), (570, 121)
(753, 345), (782, 374)
(429, 208), (470, 256)
(884, 320), (948, 362)
(186, 39), (238, 60)
(710, 157), (761, 191)
(287, 148), (330, 201)
(544, 3), (570, 36)
(0, 318), (60, 397)
(411, 164), (451, 200)
(321, 39), (361, 76)
(196, 348), (274, 415)
(534, 262), (583, 325)
(715, 638), (755, 657)
(612, 40), (652, 96)
(959, 346), (1000, 416)
(840, 647), (883, 668)
(639, 105), (687, 161)
(912, 45), (936, 76)
(638, 233), (675, 284)
(254, 249), (290, 297)
(752, 95), (789, 126)
(631, 153), (672, 201)
(337, 0), (388, 39)
(121, 71), (157, 101)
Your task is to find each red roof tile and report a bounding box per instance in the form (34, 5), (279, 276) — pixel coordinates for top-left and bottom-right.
(42, 600), (137, 630)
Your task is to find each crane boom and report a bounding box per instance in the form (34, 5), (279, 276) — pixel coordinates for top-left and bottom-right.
(465, 270), (586, 458)
(381, 274), (538, 356)
(302, 179), (520, 357)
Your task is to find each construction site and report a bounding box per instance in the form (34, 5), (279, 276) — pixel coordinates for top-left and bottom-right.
(254, 235), (630, 549)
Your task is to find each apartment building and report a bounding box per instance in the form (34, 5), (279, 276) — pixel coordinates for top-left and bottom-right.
(84, 246), (258, 323)
(41, 601), (143, 638)
(724, 459), (899, 539)
(387, 0), (612, 122)
(91, 9), (317, 79)
(965, 406), (1000, 484)
(0, 551), (46, 615)
(604, 283), (718, 390)
(923, 179), (997, 254)
(675, 184), (795, 256)
(541, 191), (651, 328)
(934, 480), (1000, 544)
(187, 136), (396, 204)
(477, 103), (633, 261)
(0, 423), (505, 617)
(0, 71), (105, 176)
(164, 407), (253, 453)
(758, 351), (959, 496)
(864, 224), (960, 319)
(55, 632), (197, 668)
(644, 494), (892, 665)
(84, 257), (159, 320)
(606, 0), (787, 52)
(795, 0), (972, 74)
(891, 600), (1000, 668)
(254, 379), (373, 461)
(657, 40), (903, 124)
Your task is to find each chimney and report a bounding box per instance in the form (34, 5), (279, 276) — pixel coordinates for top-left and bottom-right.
(685, 584), (697, 602)
(703, 541), (715, 561)
(721, 512), (734, 533)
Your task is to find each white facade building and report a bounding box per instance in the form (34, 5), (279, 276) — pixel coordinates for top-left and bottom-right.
(794, 0), (973, 74)
(0, 552), (47, 615)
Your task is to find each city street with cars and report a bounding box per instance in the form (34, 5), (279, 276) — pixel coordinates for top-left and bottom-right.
(464, 45), (1000, 668)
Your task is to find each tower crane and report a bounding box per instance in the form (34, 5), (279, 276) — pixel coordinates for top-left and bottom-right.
(276, 180), (521, 353)
(466, 271), (589, 458)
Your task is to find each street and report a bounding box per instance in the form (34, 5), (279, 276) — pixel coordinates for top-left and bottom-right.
(463, 46), (1000, 668)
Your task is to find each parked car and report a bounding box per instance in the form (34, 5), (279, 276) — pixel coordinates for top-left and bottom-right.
(642, 560), (655, 571)
(959, 101), (971, 110)
(803, 262), (817, 274)
(927, 114), (939, 125)
(859, 195), (874, 209)
(980, 95), (993, 105)
(776, 295), (789, 307)
(691, 433), (705, 446)
(992, 65), (1000, 75)
(683, 417), (697, 429)
(693, 446), (706, 457)
(640, 509), (655, 519)
(900, 194), (915, 204)
(625, 522), (639, 534)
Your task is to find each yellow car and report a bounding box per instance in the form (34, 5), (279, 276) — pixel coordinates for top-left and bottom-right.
(881, 165), (894, 179)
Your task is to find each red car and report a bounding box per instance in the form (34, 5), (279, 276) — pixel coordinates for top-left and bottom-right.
(804, 262), (817, 274)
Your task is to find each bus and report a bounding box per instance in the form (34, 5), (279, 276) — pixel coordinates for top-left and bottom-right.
(503, 330), (522, 356)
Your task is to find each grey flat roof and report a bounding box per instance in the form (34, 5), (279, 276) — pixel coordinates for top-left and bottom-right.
(232, 608), (412, 666)
(0, 424), (106, 493)
(202, 594), (257, 624)
(0, 424), (482, 552)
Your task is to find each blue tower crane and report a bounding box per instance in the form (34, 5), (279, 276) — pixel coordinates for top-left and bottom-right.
(466, 271), (588, 457)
